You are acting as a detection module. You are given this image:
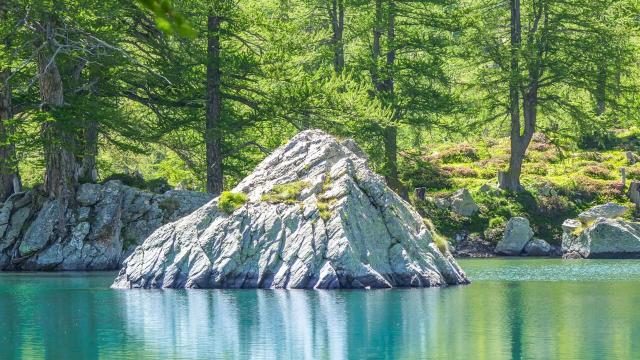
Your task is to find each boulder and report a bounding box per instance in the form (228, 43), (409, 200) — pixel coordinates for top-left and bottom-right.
(76, 183), (102, 206)
(434, 188), (479, 217)
(112, 130), (469, 289)
(562, 218), (582, 234)
(479, 184), (492, 193)
(537, 183), (557, 197)
(449, 189), (479, 217)
(562, 217), (640, 258)
(577, 202), (627, 223)
(494, 217), (534, 255)
(626, 151), (637, 165)
(0, 181), (211, 270)
(523, 238), (552, 256)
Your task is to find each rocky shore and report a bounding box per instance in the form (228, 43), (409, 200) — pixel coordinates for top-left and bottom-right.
(0, 181), (211, 270)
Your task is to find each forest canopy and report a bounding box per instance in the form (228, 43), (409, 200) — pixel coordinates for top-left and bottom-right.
(0, 0), (639, 203)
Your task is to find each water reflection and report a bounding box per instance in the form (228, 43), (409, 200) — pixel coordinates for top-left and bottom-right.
(0, 260), (640, 359)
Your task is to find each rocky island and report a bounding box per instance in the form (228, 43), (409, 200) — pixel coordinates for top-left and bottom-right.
(112, 130), (469, 289)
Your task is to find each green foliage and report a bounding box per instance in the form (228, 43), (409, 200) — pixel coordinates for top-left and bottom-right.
(218, 191), (248, 214)
(261, 181), (308, 204)
(317, 201), (332, 222)
(488, 216), (507, 229)
(433, 232), (449, 254)
(399, 150), (452, 191)
(136, 0), (195, 37)
(101, 173), (170, 193)
(437, 144), (480, 164)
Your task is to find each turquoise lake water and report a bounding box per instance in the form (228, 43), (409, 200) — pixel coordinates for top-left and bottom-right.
(1, 259), (639, 359)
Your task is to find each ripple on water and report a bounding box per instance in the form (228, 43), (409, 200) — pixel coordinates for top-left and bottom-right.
(459, 258), (640, 281)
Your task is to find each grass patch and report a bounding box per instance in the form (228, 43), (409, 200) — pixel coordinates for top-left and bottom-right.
(317, 174), (335, 221)
(261, 181), (309, 204)
(317, 200), (333, 221)
(433, 232), (449, 254)
(218, 191), (248, 214)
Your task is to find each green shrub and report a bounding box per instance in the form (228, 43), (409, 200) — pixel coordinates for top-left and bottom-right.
(102, 173), (146, 188)
(102, 173), (170, 193)
(399, 153), (452, 190)
(218, 191), (248, 214)
(261, 181), (308, 204)
(488, 216), (507, 229)
(437, 143), (480, 163)
(583, 165), (614, 180)
(433, 232), (449, 254)
(317, 201), (332, 221)
(442, 165), (478, 178)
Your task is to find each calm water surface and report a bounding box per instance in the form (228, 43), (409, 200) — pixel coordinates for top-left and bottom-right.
(1, 259), (639, 359)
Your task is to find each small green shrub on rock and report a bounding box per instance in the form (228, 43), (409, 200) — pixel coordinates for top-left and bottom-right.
(218, 191), (248, 214)
(261, 181), (308, 204)
(433, 232), (449, 254)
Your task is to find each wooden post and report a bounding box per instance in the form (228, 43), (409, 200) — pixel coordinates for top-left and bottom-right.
(628, 180), (640, 210)
(625, 151), (636, 165)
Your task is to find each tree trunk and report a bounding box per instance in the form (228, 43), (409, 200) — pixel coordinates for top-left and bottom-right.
(499, 0), (529, 192)
(76, 65), (99, 183)
(370, 0), (382, 89)
(38, 18), (77, 208)
(329, 0), (345, 72)
(0, 71), (21, 202)
(370, 0), (402, 195)
(37, 15), (78, 236)
(206, 14), (224, 195)
(383, 1), (401, 195)
(78, 119), (98, 183)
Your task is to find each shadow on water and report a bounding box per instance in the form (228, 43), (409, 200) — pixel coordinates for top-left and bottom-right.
(1, 259), (640, 359)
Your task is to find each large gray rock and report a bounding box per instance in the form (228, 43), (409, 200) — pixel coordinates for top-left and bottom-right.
(112, 130), (469, 289)
(0, 181), (211, 270)
(562, 217), (640, 258)
(449, 189), (479, 217)
(494, 217), (534, 255)
(524, 238), (552, 256)
(578, 202), (627, 223)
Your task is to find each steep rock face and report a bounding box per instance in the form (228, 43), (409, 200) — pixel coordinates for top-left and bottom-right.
(0, 181), (211, 270)
(113, 130), (469, 289)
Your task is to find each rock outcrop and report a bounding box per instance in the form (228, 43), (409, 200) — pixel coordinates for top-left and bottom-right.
(435, 188), (479, 217)
(0, 181), (211, 270)
(562, 204), (640, 258)
(112, 130), (469, 289)
(577, 202), (627, 223)
(494, 217), (534, 255)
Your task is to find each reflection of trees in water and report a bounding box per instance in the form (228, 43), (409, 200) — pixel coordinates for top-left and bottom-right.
(118, 289), (446, 359)
(120, 290), (352, 359)
(3, 275), (640, 359)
